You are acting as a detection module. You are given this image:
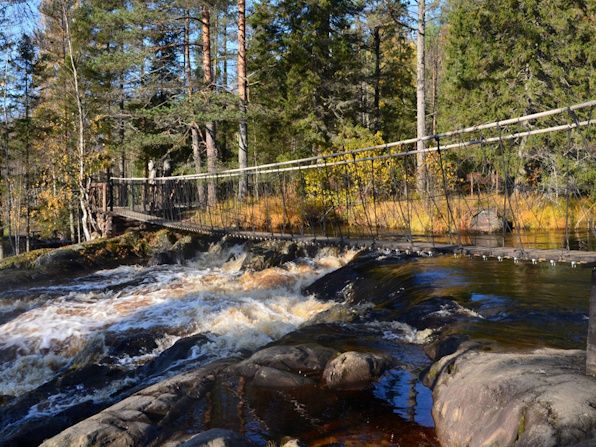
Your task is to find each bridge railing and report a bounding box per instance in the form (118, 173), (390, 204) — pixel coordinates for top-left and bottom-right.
(112, 100), (595, 251)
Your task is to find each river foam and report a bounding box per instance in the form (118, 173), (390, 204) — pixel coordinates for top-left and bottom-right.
(0, 244), (355, 398)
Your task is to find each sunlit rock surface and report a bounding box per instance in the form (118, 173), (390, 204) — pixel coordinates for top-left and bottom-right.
(430, 348), (596, 447)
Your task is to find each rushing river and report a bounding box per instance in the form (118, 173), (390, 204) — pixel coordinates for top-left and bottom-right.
(0, 240), (591, 446)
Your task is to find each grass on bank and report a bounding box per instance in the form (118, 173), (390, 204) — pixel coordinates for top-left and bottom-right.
(190, 192), (595, 235)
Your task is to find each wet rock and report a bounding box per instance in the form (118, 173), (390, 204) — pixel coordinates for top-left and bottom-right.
(240, 241), (312, 271)
(323, 351), (391, 389)
(0, 230), (191, 289)
(40, 360), (233, 447)
(149, 234), (211, 265)
(424, 334), (470, 361)
(34, 246), (87, 273)
(252, 366), (315, 389)
(304, 250), (407, 304)
(177, 429), (249, 447)
(171, 236), (201, 260)
(104, 329), (161, 361)
(141, 334), (209, 377)
(399, 297), (481, 330)
(0, 358), (139, 447)
(233, 344), (338, 379)
(148, 231), (178, 265)
(431, 348), (596, 447)
(280, 437), (305, 447)
(470, 208), (507, 233)
(1, 400), (105, 447)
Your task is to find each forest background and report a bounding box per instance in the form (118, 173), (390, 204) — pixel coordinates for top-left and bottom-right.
(0, 0), (593, 254)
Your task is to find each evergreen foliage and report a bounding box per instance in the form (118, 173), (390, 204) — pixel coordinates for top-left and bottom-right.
(0, 0), (593, 245)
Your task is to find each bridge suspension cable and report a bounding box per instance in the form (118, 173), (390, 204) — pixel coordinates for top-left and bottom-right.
(113, 100), (595, 182)
(108, 100), (595, 265)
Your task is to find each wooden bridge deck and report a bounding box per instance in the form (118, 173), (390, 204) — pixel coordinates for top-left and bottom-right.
(112, 208), (596, 267)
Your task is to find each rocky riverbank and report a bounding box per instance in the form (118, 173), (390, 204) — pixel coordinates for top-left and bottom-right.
(426, 346), (596, 447)
(1, 230), (595, 446)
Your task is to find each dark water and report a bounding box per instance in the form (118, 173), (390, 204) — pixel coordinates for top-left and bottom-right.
(0, 246), (591, 446)
(309, 226), (596, 251)
(383, 256), (590, 349)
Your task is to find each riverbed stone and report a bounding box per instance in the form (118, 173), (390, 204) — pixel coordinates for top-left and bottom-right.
(33, 246), (87, 272)
(238, 240), (317, 271)
(431, 348), (596, 447)
(234, 344), (338, 379)
(40, 360), (233, 447)
(303, 250), (420, 307)
(424, 334), (470, 361)
(176, 429), (249, 447)
(251, 366), (315, 388)
(399, 297), (481, 330)
(470, 208), (506, 233)
(280, 438), (305, 447)
(322, 351), (391, 389)
(140, 334), (209, 377)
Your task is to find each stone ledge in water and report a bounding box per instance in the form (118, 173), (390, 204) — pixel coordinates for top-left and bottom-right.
(0, 230), (179, 287)
(175, 428), (249, 447)
(231, 344), (339, 384)
(322, 351), (392, 390)
(237, 240), (322, 271)
(303, 250), (404, 303)
(39, 360), (234, 447)
(430, 347), (596, 447)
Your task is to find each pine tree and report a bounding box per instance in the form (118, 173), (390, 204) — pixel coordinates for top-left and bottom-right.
(441, 0), (594, 192)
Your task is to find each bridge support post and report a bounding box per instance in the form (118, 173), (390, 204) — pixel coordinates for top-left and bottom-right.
(587, 268), (596, 377)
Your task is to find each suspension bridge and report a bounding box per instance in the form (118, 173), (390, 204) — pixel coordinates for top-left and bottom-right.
(98, 100), (596, 266)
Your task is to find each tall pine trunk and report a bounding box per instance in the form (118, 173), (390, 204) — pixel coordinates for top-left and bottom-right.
(2, 51), (14, 256)
(237, 0), (248, 199)
(373, 25), (381, 133)
(202, 6), (217, 206)
(185, 12), (205, 206)
(416, 0), (427, 194)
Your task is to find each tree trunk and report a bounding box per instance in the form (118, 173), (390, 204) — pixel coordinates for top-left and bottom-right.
(373, 25), (381, 132)
(202, 5), (218, 206)
(237, 0), (248, 200)
(63, 2), (96, 241)
(416, 0), (427, 195)
(185, 11), (205, 206)
(119, 57), (126, 179)
(2, 51), (14, 256)
(221, 4), (228, 159)
(24, 60), (31, 252)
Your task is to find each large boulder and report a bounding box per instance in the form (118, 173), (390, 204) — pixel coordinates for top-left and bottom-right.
(470, 208), (506, 233)
(431, 348), (596, 447)
(234, 344), (338, 377)
(239, 240), (319, 271)
(232, 344), (338, 388)
(33, 246), (87, 273)
(322, 351), (391, 389)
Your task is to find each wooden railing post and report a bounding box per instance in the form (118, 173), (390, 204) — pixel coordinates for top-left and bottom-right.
(101, 182), (108, 212)
(587, 268), (596, 377)
(107, 169), (113, 212)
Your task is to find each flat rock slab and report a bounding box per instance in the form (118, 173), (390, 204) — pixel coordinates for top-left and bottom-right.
(432, 348), (596, 447)
(40, 360), (233, 447)
(232, 344), (338, 380)
(176, 429), (249, 447)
